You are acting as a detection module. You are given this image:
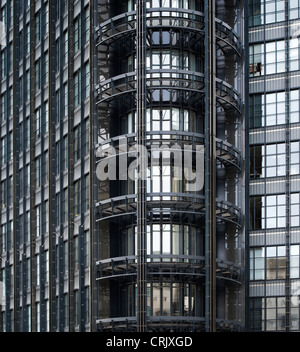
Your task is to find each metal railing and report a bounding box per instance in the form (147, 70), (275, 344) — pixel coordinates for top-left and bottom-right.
(96, 8), (242, 55)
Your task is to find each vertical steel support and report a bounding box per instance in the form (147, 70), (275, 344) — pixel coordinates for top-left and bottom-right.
(205, 0), (216, 332)
(12, 0), (18, 332)
(68, 0), (75, 332)
(244, 0), (250, 332)
(136, 0), (147, 332)
(90, 0), (97, 333)
(29, 0), (37, 332)
(284, 0), (291, 332)
(48, 0), (55, 332)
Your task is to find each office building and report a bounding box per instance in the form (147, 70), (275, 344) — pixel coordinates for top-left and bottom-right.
(0, 0), (94, 331)
(0, 0), (246, 332)
(248, 0), (300, 331)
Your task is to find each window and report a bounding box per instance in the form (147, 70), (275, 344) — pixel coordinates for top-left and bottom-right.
(64, 241), (68, 275)
(0, 50), (6, 79)
(265, 41), (285, 75)
(44, 101), (49, 134)
(35, 156), (41, 188)
(45, 250), (49, 284)
(0, 93), (5, 122)
(250, 194), (286, 230)
(85, 287), (90, 324)
(83, 119), (89, 156)
(8, 132), (13, 161)
(25, 118), (30, 148)
(62, 135), (68, 170)
(1, 136), (6, 165)
(55, 89), (60, 123)
(43, 2), (49, 35)
(250, 143), (286, 179)
(43, 200), (49, 234)
(36, 254), (40, 286)
(83, 6), (90, 44)
(250, 247), (265, 280)
(290, 38), (300, 71)
(74, 290), (79, 326)
(62, 30), (68, 66)
(55, 141), (60, 175)
(74, 16), (81, 53)
(84, 174), (89, 212)
(249, 44), (264, 76)
(25, 23), (30, 55)
(25, 211), (30, 242)
(35, 205), (41, 238)
(8, 86), (12, 117)
(291, 193), (300, 227)
(74, 125), (81, 162)
(126, 108), (196, 133)
(290, 245), (300, 279)
(84, 230), (90, 268)
(25, 70), (30, 101)
(266, 246), (286, 280)
(249, 0), (285, 26)
(74, 70), (81, 107)
(128, 281), (197, 317)
(250, 245), (299, 281)
(250, 41), (286, 77)
(1, 224), (7, 253)
(35, 11), (41, 43)
(35, 59), (41, 92)
(291, 141), (300, 175)
(63, 82), (68, 117)
(145, 49), (195, 73)
(290, 0), (300, 19)
(145, 0), (196, 10)
(249, 91), (286, 128)
(290, 90), (300, 123)
(26, 258), (30, 288)
(83, 62), (89, 100)
(62, 188), (68, 223)
(64, 294), (69, 328)
(74, 236), (79, 271)
(74, 179), (81, 216)
(36, 302), (40, 332)
(56, 193), (60, 226)
(127, 224), (197, 260)
(44, 51), (49, 84)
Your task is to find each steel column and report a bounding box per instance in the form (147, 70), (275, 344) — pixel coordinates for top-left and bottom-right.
(284, 0), (291, 332)
(136, 0), (147, 333)
(205, 0), (217, 333)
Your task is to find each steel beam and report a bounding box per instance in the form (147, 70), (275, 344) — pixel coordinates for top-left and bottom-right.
(136, 0), (147, 333)
(205, 0), (217, 333)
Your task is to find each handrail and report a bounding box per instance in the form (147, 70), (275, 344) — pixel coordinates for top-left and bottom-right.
(96, 8), (241, 55)
(96, 69), (241, 112)
(95, 192), (242, 226)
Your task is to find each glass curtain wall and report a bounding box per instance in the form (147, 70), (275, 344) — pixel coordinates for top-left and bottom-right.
(248, 0), (300, 332)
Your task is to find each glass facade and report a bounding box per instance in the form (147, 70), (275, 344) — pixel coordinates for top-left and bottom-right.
(248, 0), (300, 331)
(0, 0), (94, 332)
(0, 0), (280, 333)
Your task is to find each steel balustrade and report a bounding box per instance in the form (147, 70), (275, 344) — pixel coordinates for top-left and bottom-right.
(96, 8), (242, 56)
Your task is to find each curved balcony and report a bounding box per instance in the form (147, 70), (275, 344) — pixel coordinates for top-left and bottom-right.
(96, 70), (242, 112)
(95, 131), (242, 170)
(95, 193), (242, 226)
(96, 8), (242, 56)
(96, 316), (242, 332)
(96, 254), (243, 284)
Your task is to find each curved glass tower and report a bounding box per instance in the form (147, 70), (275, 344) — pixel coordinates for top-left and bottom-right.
(95, 0), (245, 332)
